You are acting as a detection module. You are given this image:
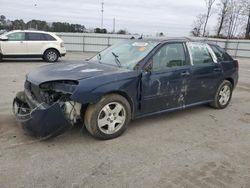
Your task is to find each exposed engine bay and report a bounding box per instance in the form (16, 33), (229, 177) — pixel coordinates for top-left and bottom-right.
(13, 80), (83, 138)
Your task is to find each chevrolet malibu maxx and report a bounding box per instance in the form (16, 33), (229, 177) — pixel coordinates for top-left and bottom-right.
(13, 38), (239, 140)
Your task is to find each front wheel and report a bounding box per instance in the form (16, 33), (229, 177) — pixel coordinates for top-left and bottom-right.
(43, 49), (59, 63)
(84, 94), (131, 140)
(210, 80), (233, 109)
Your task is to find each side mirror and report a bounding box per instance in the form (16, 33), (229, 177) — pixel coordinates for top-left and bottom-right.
(0, 36), (8, 41)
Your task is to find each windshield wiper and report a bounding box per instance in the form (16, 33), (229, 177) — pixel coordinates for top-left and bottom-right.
(111, 52), (122, 67)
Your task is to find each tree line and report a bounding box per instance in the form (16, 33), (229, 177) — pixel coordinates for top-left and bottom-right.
(191, 0), (250, 39)
(0, 15), (128, 34)
(0, 15), (86, 33)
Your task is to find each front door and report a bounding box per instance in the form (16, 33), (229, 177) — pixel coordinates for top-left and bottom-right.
(1, 32), (27, 55)
(141, 42), (191, 114)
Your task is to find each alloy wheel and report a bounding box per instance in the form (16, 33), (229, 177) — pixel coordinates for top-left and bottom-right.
(97, 102), (126, 135)
(218, 85), (231, 106)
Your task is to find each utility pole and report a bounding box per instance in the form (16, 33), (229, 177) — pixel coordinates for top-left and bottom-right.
(113, 17), (116, 33)
(101, 1), (104, 29)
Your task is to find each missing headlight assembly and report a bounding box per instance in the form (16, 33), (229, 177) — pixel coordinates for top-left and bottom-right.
(13, 80), (82, 138)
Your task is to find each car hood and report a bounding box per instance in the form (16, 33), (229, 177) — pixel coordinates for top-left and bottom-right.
(26, 61), (129, 85)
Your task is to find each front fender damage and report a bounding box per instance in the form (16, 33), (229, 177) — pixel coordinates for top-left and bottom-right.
(13, 91), (81, 139)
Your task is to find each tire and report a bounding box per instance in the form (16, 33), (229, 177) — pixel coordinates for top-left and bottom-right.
(84, 94), (131, 140)
(0, 54), (2, 62)
(210, 80), (233, 109)
(43, 49), (59, 63)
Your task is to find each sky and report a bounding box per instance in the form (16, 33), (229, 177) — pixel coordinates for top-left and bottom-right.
(0, 0), (218, 36)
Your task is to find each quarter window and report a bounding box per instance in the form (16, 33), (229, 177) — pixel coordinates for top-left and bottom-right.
(188, 43), (214, 65)
(7, 32), (25, 41)
(43, 34), (56, 41)
(152, 43), (187, 71)
(210, 45), (231, 61)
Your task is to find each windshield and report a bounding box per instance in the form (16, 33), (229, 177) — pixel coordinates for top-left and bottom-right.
(91, 40), (159, 70)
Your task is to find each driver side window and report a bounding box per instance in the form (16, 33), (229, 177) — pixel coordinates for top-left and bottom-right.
(152, 43), (187, 71)
(7, 32), (25, 41)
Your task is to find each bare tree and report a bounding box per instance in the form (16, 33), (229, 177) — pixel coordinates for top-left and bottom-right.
(203, 0), (217, 37)
(244, 0), (250, 38)
(246, 12), (250, 38)
(226, 0), (246, 38)
(191, 14), (206, 37)
(216, 0), (230, 36)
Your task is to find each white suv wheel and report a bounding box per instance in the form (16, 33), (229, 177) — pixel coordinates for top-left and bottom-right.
(44, 49), (59, 63)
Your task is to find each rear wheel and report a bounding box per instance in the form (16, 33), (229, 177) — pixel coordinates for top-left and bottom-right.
(84, 94), (131, 140)
(210, 80), (233, 109)
(43, 49), (59, 63)
(0, 54), (2, 62)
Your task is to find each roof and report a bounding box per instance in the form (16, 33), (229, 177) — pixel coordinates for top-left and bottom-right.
(10, 30), (53, 34)
(129, 37), (194, 43)
(129, 37), (218, 45)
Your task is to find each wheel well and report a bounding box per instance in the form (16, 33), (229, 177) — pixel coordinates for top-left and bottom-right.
(108, 91), (134, 115)
(80, 91), (134, 121)
(43, 48), (60, 57)
(225, 78), (234, 89)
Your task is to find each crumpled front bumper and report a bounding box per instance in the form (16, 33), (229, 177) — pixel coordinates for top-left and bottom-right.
(13, 91), (71, 138)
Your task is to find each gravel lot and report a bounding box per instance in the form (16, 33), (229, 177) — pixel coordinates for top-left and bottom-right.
(0, 53), (250, 188)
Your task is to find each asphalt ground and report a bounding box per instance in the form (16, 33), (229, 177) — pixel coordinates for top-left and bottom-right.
(0, 53), (250, 188)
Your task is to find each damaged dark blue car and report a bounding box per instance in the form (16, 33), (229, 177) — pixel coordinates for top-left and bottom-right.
(13, 38), (239, 140)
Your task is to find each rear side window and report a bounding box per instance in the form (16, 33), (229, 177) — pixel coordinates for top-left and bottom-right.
(188, 43), (214, 65)
(26, 33), (56, 41)
(27, 33), (43, 41)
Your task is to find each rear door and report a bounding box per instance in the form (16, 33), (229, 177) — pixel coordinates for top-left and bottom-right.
(25, 32), (47, 55)
(141, 42), (192, 114)
(1, 32), (27, 55)
(186, 42), (224, 105)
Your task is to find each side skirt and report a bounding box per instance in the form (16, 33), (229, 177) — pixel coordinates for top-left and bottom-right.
(2, 54), (43, 58)
(134, 100), (213, 120)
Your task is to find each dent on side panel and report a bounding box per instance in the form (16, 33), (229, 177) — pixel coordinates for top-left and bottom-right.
(141, 70), (191, 114)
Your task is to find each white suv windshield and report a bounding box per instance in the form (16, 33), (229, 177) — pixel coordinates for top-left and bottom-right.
(91, 40), (159, 70)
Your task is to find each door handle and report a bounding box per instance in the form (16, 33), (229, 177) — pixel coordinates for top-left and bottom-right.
(180, 71), (190, 77)
(213, 68), (222, 72)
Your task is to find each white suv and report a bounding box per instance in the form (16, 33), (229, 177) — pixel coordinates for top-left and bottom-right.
(0, 30), (66, 62)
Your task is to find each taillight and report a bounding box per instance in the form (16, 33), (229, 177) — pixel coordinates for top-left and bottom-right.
(60, 42), (64, 48)
(234, 60), (239, 71)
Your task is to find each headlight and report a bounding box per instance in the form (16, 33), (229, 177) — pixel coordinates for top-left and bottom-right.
(40, 80), (78, 94)
(39, 81), (79, 105)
